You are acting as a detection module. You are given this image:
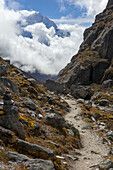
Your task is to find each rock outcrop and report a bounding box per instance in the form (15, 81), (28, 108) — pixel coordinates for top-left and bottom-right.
(107, 0), (113, 8)
(46, 0), (113, 96)
(0, 90), (25, 139)
(6, 151), (55, 170)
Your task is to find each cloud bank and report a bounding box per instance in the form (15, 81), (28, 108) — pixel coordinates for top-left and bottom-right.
(0, 1), (86, 75)
(0, 0), (108, 75)
(58, 0), (108, 17)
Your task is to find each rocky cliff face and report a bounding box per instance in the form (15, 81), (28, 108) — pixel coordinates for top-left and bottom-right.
(55, 0), (113, 89)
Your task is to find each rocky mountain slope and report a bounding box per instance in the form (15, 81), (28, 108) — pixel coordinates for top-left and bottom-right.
(0, 57), (82, 169)
(45, 2), (113, 169)
(53, 0), (113, 89)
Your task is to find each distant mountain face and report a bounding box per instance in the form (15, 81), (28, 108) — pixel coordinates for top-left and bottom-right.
(14, 11), (70, 81)
(18, 11), (70, 41)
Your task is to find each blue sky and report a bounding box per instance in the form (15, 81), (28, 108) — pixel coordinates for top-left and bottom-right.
(6, 0), (88, 21)
(5, 0), (108, 26)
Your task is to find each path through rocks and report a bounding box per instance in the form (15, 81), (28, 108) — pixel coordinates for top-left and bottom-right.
(64, 96), (110, 170)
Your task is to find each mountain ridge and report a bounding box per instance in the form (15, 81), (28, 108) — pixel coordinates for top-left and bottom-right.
(51, 0), (113, 90)
(19, 11), (70, 39)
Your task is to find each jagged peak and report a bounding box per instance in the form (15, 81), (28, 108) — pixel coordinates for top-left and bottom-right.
(106, 0), (113, 8)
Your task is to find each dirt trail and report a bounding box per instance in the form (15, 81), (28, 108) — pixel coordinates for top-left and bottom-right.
(64, 96), (110, 170)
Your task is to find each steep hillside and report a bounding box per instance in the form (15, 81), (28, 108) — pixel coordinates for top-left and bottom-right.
(45, 3), (113, 168)
(0, 57), (82, 169)
(56, 0), (113, 88)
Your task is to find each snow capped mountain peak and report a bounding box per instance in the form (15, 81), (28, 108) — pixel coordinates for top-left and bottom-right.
(18, 10), (70, 41)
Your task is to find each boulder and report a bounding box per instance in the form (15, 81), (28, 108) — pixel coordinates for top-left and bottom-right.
(6, 151), (55, 170)
(0, 90), (25, 139)
(0, 126), (17, 145)
(110, 147), (113, 155)
(23, 98), (37, 110)
(106, 131), (113, 141)
(102, 79), (113, 88)
(99, 160), (113, 169)
(71, 85), (93, 99)
(45, 79), (66, 93)
(44, 113), (66, 129)
(98, 99), (109, 106)
(15, 139), (54, 160)
(0, 77), (19, 94)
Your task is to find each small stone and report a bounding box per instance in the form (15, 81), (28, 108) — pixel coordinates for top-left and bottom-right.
(38, 114), (43, 119)
(110, 147), (113, 155)
(98, 99), (109, 106)
(77, 99), (85, 103)
(66, 155), (78, 161)
(99, 160), (113, 169)
(56, 155), (65, 159)
(106, 131), (113, 141)
(82, 124), (93, 130)
(23, 98), (37, 110)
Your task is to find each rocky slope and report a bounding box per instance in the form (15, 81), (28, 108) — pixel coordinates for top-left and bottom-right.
(0, 57), (82, 169)
(49, 0), (113, 90)
(45, 1), (113, 169)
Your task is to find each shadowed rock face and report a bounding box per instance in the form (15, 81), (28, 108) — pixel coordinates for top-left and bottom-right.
(107, 0), (113, 8)
(53, 0), (113, 93)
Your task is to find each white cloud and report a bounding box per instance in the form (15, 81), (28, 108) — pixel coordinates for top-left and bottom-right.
(9, 23), (85, 75)
(0, 0), (86, 75)
(0, 0), (108, 76)
(58, 0), (108, 17)
(52, 16), (93, 25)
(6, 0), (21, 10)
(75, 0), (108, 17)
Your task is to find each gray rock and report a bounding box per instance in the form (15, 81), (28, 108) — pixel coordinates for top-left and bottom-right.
(57, 103), (70, 112)
(0, 77), (19, 94)
(82, 124), (93, 129)
(91, 92), (103, 101)
(0, 90), (25, 139)
(98, 99), (109, 106)
(0, 84), (5, 96)
(66, 154), (78, 161)
(6, 151), (55, 170)
(23, 98), (37, 110)
(0, 64), (7, 76)
(102, 79), (113, 88)
(77, 99), (85, 103)
(15, 139), (55, 160)
(38, 114), (43, 119)
(99, 160), (113, 169)
(110, 147), (113, 155)
(28, 87), (38, 95)
(27, 78), (37, 86)
(0, 126), (16, 145)
(71, 85), (93, 99)
(44, 113), (65, 129)
(106, 131), (113, 141)
(45, 79), (67, 94)
(107, 0), (113, 8)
